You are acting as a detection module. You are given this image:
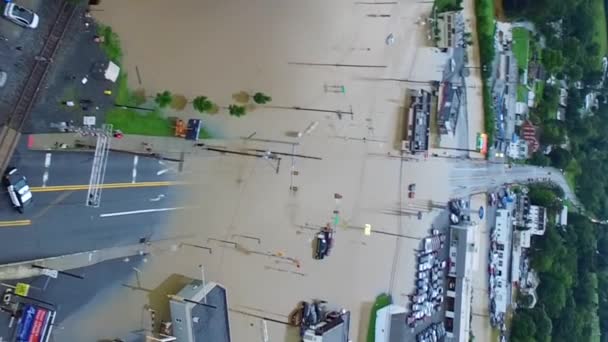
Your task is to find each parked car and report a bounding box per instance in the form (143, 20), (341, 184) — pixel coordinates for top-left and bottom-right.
(449, 213), (460, 224)
(313, 232), (328, 259)
(408, 183), (416, 191)
(448, 200), (461, 215)
(408, 191), (415, 199)
(4, 167), (32, 213)
(3, 3), (39, 29)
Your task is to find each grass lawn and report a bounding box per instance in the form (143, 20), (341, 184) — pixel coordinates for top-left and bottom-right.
(106, 108), (173, 137)
(565, 158), (581, 193)
(434, 0), (461, 12)
(491, 328), (500, 342)
(517, 85), (528, 102)
(512, 27), (530, 71)
(533, 81), (544, 105)
(592, 0), (608, 56)
(366, 293), (392, 342)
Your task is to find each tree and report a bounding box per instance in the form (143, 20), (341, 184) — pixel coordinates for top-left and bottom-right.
(540, 120), (565, 145)
(530, 307), (553, 342)
(565, 64), (583, 81)
(538, 273), (567, 318)
(530, 151), (551, 167)
(228, 105), (247, 117)
(511, 310), (537, 340)
(549, 147), (572, 169)
(253, 92), (272, 104)
(542, 48), (565, 73)
(192, 96), (215, 113)
(155, 90), (173, 108)
(518, 293), (535, 307)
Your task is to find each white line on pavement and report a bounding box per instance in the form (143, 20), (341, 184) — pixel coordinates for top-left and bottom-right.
(44, 153), (52, 168)
(42, 171), (49, 187)
(42, 153), (52, 187)
(132, 156), (139, 184)
(157, 168), (169, 176)
(99, 207), (184, 218)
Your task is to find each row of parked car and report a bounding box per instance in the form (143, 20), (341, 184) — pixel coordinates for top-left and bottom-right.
(416, 322), (446, 342)
(407, 230), (447, 328)
(448, 199), (470, 225)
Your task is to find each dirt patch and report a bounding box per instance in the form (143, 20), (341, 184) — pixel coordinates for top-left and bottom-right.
(132, 88), (147, 105)
(171, 94), (188, 110)
(232, 91), (250, 104)
(494, 0), (506, 20)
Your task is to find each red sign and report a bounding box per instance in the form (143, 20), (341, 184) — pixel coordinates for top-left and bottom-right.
(28, 308), (47, 342)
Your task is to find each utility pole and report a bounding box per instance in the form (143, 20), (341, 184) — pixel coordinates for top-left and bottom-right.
(86, 123), (113, 207)
(266, 105), (353, 120)
(288, 62), (387, 68)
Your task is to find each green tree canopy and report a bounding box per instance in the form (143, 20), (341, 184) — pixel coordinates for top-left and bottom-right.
(228, 105), (247, 117)
(542, 48), (565, 73)
(192, 96), (215, 113)
(549, 147), (572, 169)
(253, 92), (272, 104)
(155, 90), (173, 108)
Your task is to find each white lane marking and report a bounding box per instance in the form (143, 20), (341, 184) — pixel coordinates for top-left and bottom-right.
(157, 168), (169, 176)
(44, 153), (52, 168)
(149, 194), (166, 202)
(132, 156), (139, 184)
(99, 207), (184, 218)
(42, 153), (52, 187)
(42, 171), (49, 187)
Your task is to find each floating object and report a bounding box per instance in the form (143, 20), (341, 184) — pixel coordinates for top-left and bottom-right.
(386, 33), (395, 45)
(364, 224), (372, 236)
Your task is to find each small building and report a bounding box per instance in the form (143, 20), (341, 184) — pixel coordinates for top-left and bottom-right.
(556, 107), (566, 121)
(514, 195), (547, 234)
(559, 88), (568, 107)
(433, 11), (460, 49)
(508, 137), (529, 160)
(302, 310), (351, 342)
(402, 89), (431, 154)
(170, 280), (230, 342)
(436, 83), (462, 135)
(445, 222), (478, 341)
(556, 206), (568, 227)
(520, 121), (539, 154)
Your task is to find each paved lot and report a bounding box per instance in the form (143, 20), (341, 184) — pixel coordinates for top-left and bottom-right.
(0, 0), (61, 125)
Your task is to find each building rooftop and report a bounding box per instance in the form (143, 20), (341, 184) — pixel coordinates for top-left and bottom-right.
(170, 281), (230, 342)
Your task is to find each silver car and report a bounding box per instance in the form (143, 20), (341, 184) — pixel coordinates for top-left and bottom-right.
(3, 3), (39, 29)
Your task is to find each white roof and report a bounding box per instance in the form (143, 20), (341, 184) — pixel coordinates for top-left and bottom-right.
(104, 61), (120, 82)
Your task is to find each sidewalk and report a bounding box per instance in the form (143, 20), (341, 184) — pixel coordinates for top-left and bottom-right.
(0, 242), (150, 281)
(27, 133), (219, 160)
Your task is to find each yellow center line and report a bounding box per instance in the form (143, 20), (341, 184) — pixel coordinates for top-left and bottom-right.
(30, 181), (184, 193)
(0, 220), (31, 227)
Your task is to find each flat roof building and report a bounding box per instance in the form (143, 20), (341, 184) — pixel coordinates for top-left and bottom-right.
(169, 280), (230, 342)
(402, 89), (431, 154)
(445, 222), (478, 342)
(432, 11), (463, 49)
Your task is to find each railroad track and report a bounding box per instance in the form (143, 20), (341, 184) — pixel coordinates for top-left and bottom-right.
(0, 1), (77, 171)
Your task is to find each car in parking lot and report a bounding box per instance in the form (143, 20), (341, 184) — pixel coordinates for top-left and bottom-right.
(4, 167), (32, 213)
(3, 3), (39, 29)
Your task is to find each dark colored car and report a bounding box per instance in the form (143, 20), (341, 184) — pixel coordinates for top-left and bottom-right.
(314, 232), (328, 259)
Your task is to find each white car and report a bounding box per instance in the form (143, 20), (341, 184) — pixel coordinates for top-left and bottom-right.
(4, 167), (32, 213)
(3, 3), (39, 29)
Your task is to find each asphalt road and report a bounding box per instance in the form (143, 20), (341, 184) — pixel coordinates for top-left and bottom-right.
(0, 141), (185, 263)
(448, 160), (579, 205)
